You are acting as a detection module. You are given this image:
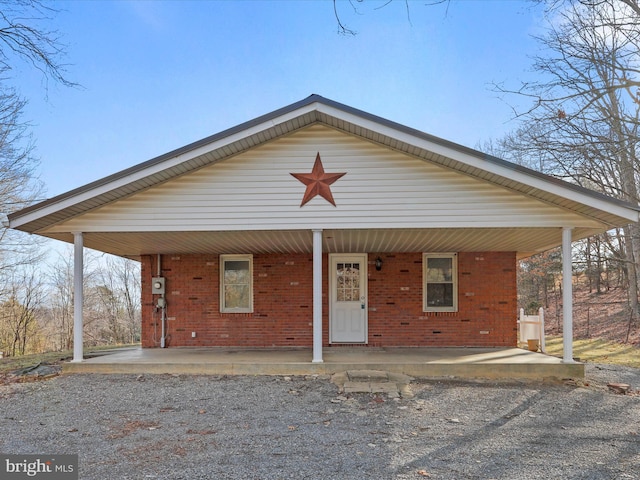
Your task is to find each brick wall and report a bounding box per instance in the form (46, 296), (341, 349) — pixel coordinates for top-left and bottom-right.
(368, 252), (517, 347)
(141, 251), (517, 348)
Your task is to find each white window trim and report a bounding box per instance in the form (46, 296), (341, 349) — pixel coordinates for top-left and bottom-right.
(220, 254), (253, 313)
(423, 252), (458, 312)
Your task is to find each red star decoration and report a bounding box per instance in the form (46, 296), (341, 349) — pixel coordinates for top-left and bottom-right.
(290, 152), (346, 207)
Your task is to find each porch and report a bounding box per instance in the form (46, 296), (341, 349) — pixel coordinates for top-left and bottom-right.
(62, 346), (584, 381)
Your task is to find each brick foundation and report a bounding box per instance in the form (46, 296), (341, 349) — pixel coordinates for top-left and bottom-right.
(141, 251), (517, 348)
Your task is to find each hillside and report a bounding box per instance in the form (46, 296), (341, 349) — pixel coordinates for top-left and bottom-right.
(543, 284), (639, 346)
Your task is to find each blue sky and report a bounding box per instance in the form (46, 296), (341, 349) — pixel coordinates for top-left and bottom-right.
(18, 0), (545, 199)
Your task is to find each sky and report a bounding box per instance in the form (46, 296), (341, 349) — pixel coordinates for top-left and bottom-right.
(17, 0), (546, 200)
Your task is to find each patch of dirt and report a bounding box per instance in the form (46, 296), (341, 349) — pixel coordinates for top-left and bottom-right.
(108, 419), (161, 439)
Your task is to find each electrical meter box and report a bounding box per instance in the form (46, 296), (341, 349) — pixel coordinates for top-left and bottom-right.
(151, 277), (165, 295)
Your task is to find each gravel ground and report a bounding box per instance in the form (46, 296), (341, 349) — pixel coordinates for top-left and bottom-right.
(1, 364), (639, 480)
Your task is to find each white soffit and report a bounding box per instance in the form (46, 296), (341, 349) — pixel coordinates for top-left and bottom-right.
(44, 226), (603, 261)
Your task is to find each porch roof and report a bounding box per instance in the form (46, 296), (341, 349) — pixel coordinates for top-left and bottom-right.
(7, 95), (640, 259)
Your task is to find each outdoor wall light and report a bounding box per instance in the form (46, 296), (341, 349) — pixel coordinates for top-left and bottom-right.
(375, 256), (383, 271)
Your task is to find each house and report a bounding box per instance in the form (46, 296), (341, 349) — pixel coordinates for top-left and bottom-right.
(8, 95), (640, 365)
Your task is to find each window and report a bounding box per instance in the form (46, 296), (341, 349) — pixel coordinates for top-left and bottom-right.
(423, 253), (457, 312)
(220, 254), (253, 313)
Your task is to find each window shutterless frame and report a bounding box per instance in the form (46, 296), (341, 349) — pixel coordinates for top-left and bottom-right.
(220, 254), (253, 313)
(423, 253), (458, 312)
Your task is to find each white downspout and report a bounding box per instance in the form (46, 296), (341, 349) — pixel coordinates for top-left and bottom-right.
(312, 229), (323, 363)
(562, 227), (574, 363)
(72, 232), (84, 362)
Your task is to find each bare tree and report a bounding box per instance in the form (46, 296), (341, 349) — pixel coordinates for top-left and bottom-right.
(331, 0), (449, 35)
(518, 248), (562, 312)
(495, 1), (640, 319)
(0, 0), (74, 88)
(523, 0), (640, 114)
(47, 247), (107, 350)
(44, 248), (142, 351)
(0, 0), (72, 294)
(0, 0), (74, 219)
(86, 256), (139, 345)
(0, 264), (43, 356)
(0, 82), (45, 271)
(0, 0), (73, 231)
(47, 249), (74, 351)
(107, 256), (141, 344)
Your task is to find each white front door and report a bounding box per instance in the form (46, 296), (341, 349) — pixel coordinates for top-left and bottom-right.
(330, 254), (367, 343)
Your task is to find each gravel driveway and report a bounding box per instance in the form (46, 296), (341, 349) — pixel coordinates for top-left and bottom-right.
(1, 364), (638, 480)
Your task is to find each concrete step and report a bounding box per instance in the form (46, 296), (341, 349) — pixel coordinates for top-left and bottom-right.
(332, 370), (414, 398)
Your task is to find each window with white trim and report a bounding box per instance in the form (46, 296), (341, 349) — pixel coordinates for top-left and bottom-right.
(423, 253), (458, 312)
(220, 254), (253, 313)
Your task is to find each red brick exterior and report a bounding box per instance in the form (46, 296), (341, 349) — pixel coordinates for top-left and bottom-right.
(141, 251), (517, 348)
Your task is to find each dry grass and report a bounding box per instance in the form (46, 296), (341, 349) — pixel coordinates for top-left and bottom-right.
(545, 336), (640, 368)
(540, 282), (640, 368)
(0, 345), (139, 375)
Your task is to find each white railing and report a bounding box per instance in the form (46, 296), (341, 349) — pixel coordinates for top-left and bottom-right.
(518, 307), (546, 353)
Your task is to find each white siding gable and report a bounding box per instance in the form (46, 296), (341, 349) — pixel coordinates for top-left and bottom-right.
(44, 125), (604, 234)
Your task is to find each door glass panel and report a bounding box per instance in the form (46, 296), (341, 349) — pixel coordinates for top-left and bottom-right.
(336, 261), (361, 302)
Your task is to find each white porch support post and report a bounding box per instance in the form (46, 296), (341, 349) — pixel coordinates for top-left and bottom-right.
(562, 227), (574, 363)
(72, 232), (84, 363)
(312, 229), (323, 363)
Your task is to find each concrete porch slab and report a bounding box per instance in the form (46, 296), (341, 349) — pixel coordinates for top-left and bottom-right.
(62, 346), (584, 381)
